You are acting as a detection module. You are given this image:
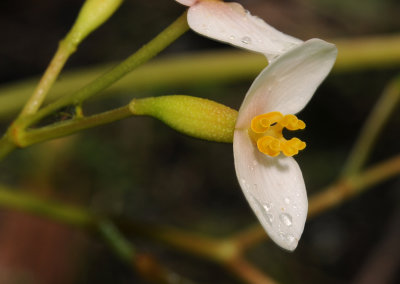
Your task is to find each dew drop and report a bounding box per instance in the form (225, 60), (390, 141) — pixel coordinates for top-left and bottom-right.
(265, 213), (274, 225)
(229, 35), (235, 40)
(279, 213), (293, 227)
(284, 197), (291, 205)
(241, 36), (252, 44)
(263, 202), (272, 212)
(286, 234), (295, 243)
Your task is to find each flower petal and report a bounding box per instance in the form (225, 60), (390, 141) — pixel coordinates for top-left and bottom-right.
(175, 0), (197, 6)
(187, 1), (302, 61)
(233, 129), (307, 251)
(235, 38), (337, 129)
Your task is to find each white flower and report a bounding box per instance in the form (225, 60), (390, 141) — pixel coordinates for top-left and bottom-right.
(176, 0), (337, 250)
(234, 39), (337, 251)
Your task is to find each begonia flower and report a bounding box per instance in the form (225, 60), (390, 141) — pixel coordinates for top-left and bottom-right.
(234, 39), (336, 250)
(175, 0), (337, 250)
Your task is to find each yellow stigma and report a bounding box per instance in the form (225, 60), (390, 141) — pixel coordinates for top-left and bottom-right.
(249, 111), (306, 157)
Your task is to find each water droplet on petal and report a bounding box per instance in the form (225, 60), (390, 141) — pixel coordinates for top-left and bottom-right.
(229, 35), (235, 40)
(265, 213), (273, 225)
(263, 202), (272, 212)
(286, 234), (295, 243)
(241, 36), (251, 44)
(284, 197), (291, 204)
(279, 213), (293, 227)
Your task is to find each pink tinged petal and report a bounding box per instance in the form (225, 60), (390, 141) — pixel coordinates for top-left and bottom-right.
(176, 0), (197, 6)
(236, 38), (338, 129)
(187, 1), (302, 61)
(233, 130), (307, 251)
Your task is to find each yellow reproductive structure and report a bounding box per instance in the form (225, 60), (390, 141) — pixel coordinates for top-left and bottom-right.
(249, 112), (306, 157)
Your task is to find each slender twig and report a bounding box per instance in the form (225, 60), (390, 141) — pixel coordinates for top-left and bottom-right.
(341, 75), (400, 176)
(19, 41), (76, 117)
(17, 105), (132, 147)
(226, 257), (279, 284)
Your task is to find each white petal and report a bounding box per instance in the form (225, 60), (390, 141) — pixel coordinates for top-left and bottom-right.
(187, 1), (302, 61)
(175, 0), (197, 6)
(233, 129), (307, 251)
(236, 38), (337, 129)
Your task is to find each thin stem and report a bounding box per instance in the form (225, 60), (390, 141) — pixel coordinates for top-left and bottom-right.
(98, 219), (135, 263)
(0, 184), (94, 228)
(309, 153), (400, 217)
(341, 75), (400, 176)
(226, 257), (279, 284)
(19, 41), (76, 117)
(119, 220), (239, 263)
(18, 105), (132, 147)
(21, 11), (189, 129)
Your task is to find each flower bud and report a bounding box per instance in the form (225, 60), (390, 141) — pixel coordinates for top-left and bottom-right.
(66, 0), (123, 47)
(129, 95), (237, 143)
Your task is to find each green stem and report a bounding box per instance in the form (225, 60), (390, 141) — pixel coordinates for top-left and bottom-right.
(0, 184), (136, 262)
(19, 105), (132, 147)
(341, 75), (400, 176)
(22, 11), (189, 129)
(98, 219), (135, 263)
(0, 185), (94, 228)
(0, 137), (17, 161)
(19, 41), (76, 117)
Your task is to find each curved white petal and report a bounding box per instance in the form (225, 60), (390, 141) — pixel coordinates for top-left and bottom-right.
(236, 38), (337, 129)
(187, 1), (302, 61)
(176, 0), (197, 6)
(233, 129), (307, 251)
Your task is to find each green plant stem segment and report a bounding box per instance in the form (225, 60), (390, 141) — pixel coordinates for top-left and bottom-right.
(18, 105), (132, 147)
(0, 185), (94, 228)
(130, 95), (238, 143)
(19, 0), (123, 117)
(21, 11), (189, 130)
(19, 42), (76, 117)
(341, 75), (400, 176)
(0, 184), (136, 264)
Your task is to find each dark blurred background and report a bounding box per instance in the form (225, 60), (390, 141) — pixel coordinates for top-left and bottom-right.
(0, 0), (400, 283)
